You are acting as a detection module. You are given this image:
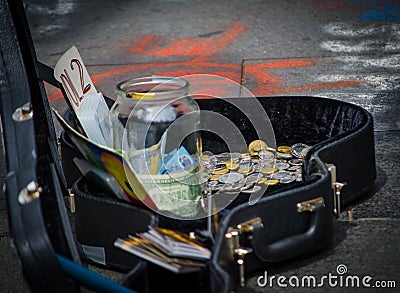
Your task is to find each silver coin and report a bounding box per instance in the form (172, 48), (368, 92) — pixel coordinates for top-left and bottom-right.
(218, 172), (244, 184)
(221, 181), (244, 191)
(229, 152), (242, 162)
(258, 149), (275, 160)
(275, 162), (290, 170)
(241, 185), (262, 193)
(280, 176), (296, 184)
(276, 152), (293, 159)
(239, 162), (253, 168)
(288, 158), (303, 166)
(210, 183), (224, 191)
(240, 157), (252, 164)
(271, 171), (291, 180)
(287, 165), (301, 172)
(246, 173), (264, 184)
(214, 153), (232, 164)
(208, 180), (219, 186)
(290, 143), (309, 159)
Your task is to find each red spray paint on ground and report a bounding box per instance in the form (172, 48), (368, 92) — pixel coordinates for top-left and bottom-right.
(48, 23), (360, 102)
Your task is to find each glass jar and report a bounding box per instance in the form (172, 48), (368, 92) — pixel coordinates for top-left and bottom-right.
(110, 76), (202, 218)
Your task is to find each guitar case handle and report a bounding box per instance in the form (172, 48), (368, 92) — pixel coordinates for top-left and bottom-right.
(251, 203), (326, 262)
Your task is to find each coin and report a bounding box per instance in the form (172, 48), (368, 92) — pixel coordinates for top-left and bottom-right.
(287, 165), (301, 172)
(277, 146), (291, 154)
(264, 179), (279, 186)
(275, 162), (290, 170)
(238, 167), (253, 174)
(288, 158), (303, 166)
(258, 149), (275, 160)
(246, 173), (264, 184)
(271, 171), (291, 180)
(280, 177), (296, 184)
(214, 163), (227, 170)
(218, 172), (244, 184)
(241, 185), (262, 194)
(248, 140), (268, 154)
(229, 152), (242, 162)
(213, 168), (229, 175)
(225, 163), (240, 170)
(290, 143), (309, 159)
(215, 153), (232, 164)
(260, 167), (279, 175)
(258, 178), (267, 184)
(221, 181), (244, 192)
(276, 152), (293, 159)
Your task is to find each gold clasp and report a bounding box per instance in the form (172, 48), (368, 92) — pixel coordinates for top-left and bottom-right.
(236, 217), (262, 233)
(225, 217), (262, 287)
(297, 197), (325, 213)
(327, 164), (346, 218)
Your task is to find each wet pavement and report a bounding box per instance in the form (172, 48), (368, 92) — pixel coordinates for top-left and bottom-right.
(1, 0), (399, 291)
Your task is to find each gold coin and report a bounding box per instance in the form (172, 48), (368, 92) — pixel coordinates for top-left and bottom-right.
(226, 163), (239, 170)
(277, 146), (291, 154)
(260, 167), (279, 175)
(264, 179), (279, 186)
(210, 175), (221, 181)
(201, 154), (210, 159)
(213, 168), (229, 175)
(248, 140), (268, 154)
(238, 167), (252, 174)
(257, 178), (267, 184)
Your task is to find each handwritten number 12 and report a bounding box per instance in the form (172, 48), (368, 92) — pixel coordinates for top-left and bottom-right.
(59, 58), (91, 107)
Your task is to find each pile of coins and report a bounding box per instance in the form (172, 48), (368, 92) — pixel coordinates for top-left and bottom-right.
(201, 140), (311, 194)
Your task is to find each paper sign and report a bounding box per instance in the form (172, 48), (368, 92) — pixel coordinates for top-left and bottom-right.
(54, 46), (97, 112)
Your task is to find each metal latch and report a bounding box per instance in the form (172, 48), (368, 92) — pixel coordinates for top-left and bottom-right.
(225, 217), (261, 287)
(327, 164), (346, 218)
(297, 197), (325, 213)
(68, 188), (76, 213)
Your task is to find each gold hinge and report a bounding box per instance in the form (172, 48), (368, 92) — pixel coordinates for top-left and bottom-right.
(225, 217), (261, 287)
(297, 197), (325, 213)
(326, 164), (346, 218)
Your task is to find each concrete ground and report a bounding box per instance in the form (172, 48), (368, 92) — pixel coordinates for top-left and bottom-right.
(1, 0), (399, 292)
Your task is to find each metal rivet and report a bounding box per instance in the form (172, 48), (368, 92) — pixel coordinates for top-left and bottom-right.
(12, 102), (33, 122)
(18, 181), (41, 204)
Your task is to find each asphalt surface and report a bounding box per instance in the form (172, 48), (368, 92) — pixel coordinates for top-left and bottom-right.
(1, 0), (399, 292)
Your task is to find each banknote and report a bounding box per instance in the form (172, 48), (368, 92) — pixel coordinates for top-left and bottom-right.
(138, 167), (202, 217)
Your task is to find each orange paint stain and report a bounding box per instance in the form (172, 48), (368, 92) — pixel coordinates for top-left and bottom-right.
(48, 23), (362, 103)
(128, 24), (246, 62)
(129, 35), (160, 54)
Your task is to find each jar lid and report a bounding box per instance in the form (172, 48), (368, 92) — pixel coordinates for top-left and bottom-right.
(116, 76), (190, 100)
